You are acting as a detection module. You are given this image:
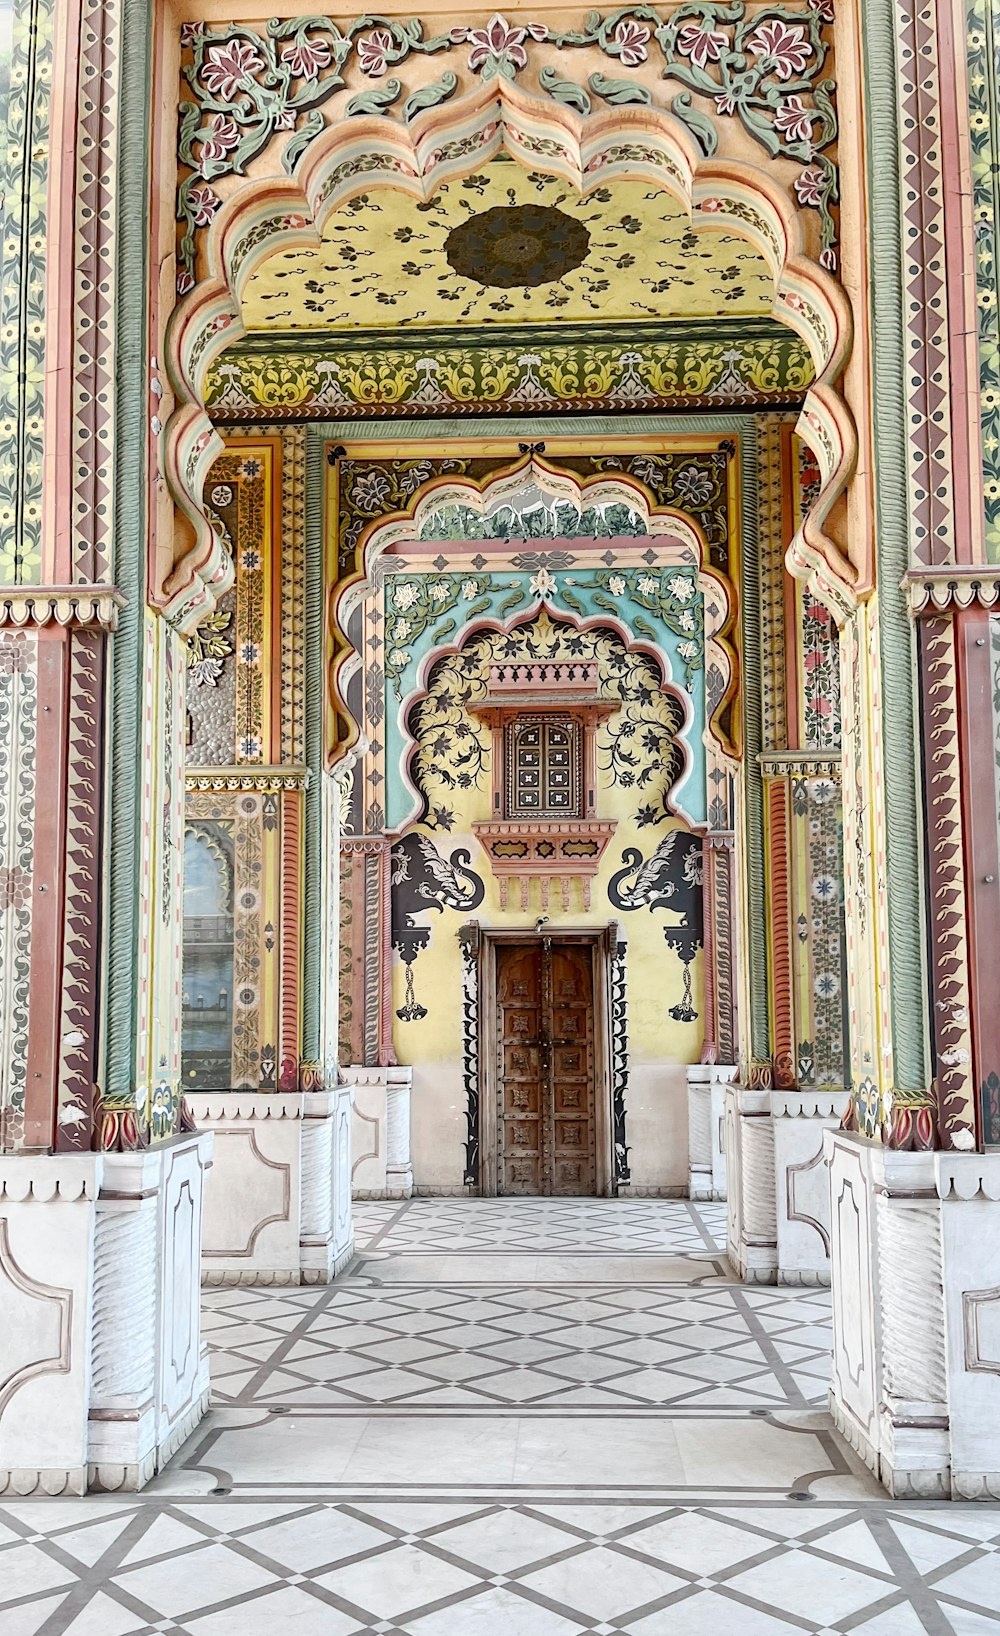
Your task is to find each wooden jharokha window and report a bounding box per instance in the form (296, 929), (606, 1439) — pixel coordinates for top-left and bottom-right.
(506, 716), (583, 819)
(470, 661), (618, 911)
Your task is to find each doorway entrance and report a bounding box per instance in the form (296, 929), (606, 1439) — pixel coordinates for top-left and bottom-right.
(483, 932), (614, 1197)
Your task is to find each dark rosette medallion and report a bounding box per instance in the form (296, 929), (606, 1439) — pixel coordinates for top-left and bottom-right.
(445, 204), (591, 290)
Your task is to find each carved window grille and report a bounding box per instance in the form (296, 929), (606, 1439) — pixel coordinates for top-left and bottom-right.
(505, 716), (583, 819)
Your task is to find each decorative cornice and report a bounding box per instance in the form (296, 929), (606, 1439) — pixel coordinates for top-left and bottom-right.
(772, 1088), (850, 1119)
(905, 568), (1000, 616)
(0, 1157), (99, 1201)
(184, 764), (310, 792)
(184, 1092), (306, 1121)
(0, 587), (126, 631)
(757, 750), (842, 779)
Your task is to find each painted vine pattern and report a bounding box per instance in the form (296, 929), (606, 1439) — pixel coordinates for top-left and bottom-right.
(175, 3), (839, 291)
(405, 613), (687, 831)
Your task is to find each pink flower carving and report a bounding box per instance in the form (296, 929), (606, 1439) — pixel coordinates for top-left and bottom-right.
(176, 268), (195, 296)
(357, 27), (394, 76)
(199, 112), (240, 169)
(774, 94), (814, 144)
(179, 22), (203, 48)
(614, 18), (650, 67)
(675, 21), (728, 69)
(745, 19), (812, 80)
(187, 184), (220, 226)
(0, 866), (32, 912)
(274, 103), (296, 130)
(809, 0), (835, 21)
(463, 14), (547, 75)
(201, 39), (265, 101)
(715, 91), (737, 115)
(280, 37), (332, 79)
(794, 163), (826, 207)
(820, 245), (838, 271)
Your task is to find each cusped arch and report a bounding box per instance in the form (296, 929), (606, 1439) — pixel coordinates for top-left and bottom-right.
(328, 452), (738, 776)
(397, 601), (697, 834)
(162, 75), (857, 632)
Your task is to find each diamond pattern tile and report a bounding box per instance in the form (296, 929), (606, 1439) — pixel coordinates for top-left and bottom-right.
(1, 1199), (997, 1634)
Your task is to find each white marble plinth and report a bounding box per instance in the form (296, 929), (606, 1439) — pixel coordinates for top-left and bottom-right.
(772, 1089), (849, 1284)
(724, 1083), (846, 1285)
(189, 1088), (355, 1286)
(827, 1131), (1000, 1499)
(0, 1134), (212, 1495)
(343, 1066), (414, 1199)
(724, 1082), (777, 1282)
(688, 1065), (734, 1200)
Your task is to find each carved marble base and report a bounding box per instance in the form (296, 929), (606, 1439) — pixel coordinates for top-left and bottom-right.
(0, 1136), (212, 1495)
(827, 1132), (1000, 1499)
(188, 1089), (354, 1285)
(342, 1066), (414, 1200)
(688, 1065), (734, 1200)
(724, 1084), (846, 1284)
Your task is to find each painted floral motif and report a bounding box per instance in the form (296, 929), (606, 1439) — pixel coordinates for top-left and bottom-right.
(357, 28), (395, 76)
(614, 18), (651, 65)
(676, 20), (728, 68)
(453, 14), (549, 79)
(744, 18), (811, 79)
(207, 333), (816, 422)
(175, 4), (840, 291)
(202, 39), (265, 100)
(407, 613), (687, 830)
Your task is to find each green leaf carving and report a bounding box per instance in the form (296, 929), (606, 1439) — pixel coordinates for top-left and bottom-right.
(403, 70), (458, 123)
(670, 92), (718, 158)
(346, 78), (403, 117)
(538, 66), (592, 116)
(588, 72), (652, 107)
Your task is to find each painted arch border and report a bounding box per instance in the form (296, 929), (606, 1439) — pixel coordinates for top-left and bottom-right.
(162, 79), (857, 633)
(322, 427), (744, 772)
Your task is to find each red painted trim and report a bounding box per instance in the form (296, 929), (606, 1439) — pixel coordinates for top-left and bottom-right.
(956, 608), (1000, 1141)
(23, 630), (71, 1148)
(937, 0), (984, 564)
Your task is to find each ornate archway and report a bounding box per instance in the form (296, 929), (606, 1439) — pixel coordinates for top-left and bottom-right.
(158, 13), (856, 634)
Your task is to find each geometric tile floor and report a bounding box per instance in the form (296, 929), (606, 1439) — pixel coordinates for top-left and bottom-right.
(4, 1199), (1000, 1634)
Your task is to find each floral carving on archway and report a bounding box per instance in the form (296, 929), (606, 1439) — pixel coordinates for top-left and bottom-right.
(161, 5), (856, 634)
(176, 4), (839, 293)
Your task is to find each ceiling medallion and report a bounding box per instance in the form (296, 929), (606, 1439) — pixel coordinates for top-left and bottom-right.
(445, 204), (591, 290)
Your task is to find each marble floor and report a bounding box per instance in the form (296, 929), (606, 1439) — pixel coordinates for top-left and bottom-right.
(4, 1200), (1000, 1634)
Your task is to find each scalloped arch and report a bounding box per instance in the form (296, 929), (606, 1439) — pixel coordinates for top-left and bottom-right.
(162, 76), (856, 631)
(329, 452), (737, 775)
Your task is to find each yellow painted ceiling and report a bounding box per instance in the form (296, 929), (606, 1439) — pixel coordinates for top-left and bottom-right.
(239, 159), (776, 332)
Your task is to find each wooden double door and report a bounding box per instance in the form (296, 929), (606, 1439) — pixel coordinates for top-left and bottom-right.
(495, 938), (598, 1196)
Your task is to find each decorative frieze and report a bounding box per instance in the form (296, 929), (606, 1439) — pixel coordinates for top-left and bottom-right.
(906, 570), (1000, 615)
(0, 589), (126, 631)
(185, 764), (310, 792)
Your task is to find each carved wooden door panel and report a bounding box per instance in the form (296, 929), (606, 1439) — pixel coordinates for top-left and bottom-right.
(497, 943), (546, 1195)
(549, 943), (596, 1196)
(496, 941), (596, 1196)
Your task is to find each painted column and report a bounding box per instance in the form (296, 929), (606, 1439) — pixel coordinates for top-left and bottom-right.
(825, 0), (1000, 1497)
(0, 0), (214, 1492)
(726, 419), (850, 1282)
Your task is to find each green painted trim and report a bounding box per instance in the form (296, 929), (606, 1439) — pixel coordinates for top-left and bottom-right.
(103, 0), (151, 1103)
(859, 0), (931, 1093)
(738, 423), (770, 1062)
(301, 429), (326, 1063)
(302, 412), (757, 442)
(224, 316), (794, 359)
